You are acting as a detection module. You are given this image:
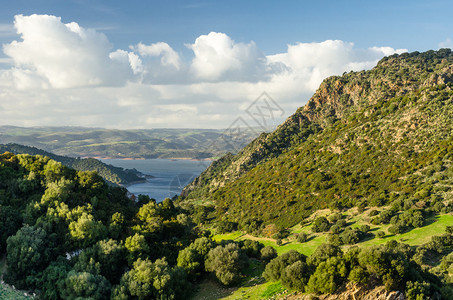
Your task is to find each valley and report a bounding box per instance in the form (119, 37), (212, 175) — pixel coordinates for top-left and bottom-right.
(0, 50), (452, 300)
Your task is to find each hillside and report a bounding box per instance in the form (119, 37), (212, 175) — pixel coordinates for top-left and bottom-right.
(0, 152), (451, 300)
(0, 127), (261, 159)
(0, 143), (143, 185)
(181, 49), (453, 228)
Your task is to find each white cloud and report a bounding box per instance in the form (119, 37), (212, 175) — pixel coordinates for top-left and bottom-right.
(3, 14), (133, 88)
(135, 42), (181, 70)
(187, 32), (267, 81)
(109, 49), (144, 75)
(0, 15), (408, 129)
(439, 38), (453, 49)
(267, 40), (406, 92)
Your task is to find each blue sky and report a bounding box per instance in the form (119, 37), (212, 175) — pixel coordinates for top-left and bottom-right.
(0, 1), (452, 128)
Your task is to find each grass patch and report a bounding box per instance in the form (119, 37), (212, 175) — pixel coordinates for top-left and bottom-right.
(361, 214), (453, 247)
(260, 282), (285, 298)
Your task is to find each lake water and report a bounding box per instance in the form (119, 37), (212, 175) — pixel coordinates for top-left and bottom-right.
(101, 159), (211, 202)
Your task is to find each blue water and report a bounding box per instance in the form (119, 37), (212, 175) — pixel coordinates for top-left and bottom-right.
(101, 159), (211, 202)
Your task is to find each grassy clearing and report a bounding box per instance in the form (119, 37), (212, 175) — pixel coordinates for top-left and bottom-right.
(211, 211), (452, 260)
(205, 211), (452, 299)
(361, 214), (453, 247)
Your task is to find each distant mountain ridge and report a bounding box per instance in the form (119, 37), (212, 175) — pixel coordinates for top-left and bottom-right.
(181, 49), (453, 227)
(0, 126), (264, 159)
(0, 143), (143, 186)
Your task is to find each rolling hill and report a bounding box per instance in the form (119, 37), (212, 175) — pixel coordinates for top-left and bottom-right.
(0, 127), (262, 159)
(0, 143), (143, 185)
(181, 49), (453, 228)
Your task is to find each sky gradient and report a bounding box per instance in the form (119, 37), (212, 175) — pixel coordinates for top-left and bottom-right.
(0, 0), (452, 129)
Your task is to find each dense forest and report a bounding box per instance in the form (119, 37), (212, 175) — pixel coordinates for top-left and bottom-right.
(0, 144), (143, 185)
(0, 152), (451, 299)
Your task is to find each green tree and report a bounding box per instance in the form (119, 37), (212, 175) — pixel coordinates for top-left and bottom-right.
(263, 250), (305, 282)
(260, 246), (278, 262)
(312, 216), (331, 232)
(308, 243), (342, 267)
(38, 258), (71, 300)
(281, 260), (311, 291)
(68, 212), (107, 248)
(306, 257), (347, 294)
(0, 206), (22, 251)
(5, 225), (55, 288)
(125, 233), (150, 264)
(61, 270), (111, 300)
(74, 239), (127, 283)
(114, 258), (190, 300)
(205, 243), (246, 285)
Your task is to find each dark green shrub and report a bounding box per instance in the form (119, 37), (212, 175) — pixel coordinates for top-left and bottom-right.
(263, 250), (306, 282)
(260, 246), (277, 262)
(281, 261), (311, 291)
(312, 216), (331, 232)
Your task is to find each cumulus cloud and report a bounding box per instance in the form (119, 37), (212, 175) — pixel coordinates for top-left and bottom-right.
(3, 14), (133, 88)
(268, 40), (406, 92)
(0, 15), (408, 128)
(187, 32), (268, 81)
(135, 42), (181, 70)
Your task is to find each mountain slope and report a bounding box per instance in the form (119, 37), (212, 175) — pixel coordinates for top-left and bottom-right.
(0, 143), (143, 185)
(181, 49), (453, 228)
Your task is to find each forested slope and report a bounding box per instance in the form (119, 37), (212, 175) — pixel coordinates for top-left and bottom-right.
(182, 49), (453, 228)
(0, 143), (143, 185)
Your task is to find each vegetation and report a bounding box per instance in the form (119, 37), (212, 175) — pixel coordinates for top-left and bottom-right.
(181, 49), (453, 229)
(2, 49), (453, 298)
(0, 152), (196, 299)
(0, 143), (143, 185)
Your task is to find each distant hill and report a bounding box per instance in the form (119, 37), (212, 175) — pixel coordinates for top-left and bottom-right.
(181, 49), (453, 228)
(0, 127), (263, 159)
(0, 143), (144, 185)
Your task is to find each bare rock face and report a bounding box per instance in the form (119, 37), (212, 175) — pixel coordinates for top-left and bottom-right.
(282, 284), (405, 300)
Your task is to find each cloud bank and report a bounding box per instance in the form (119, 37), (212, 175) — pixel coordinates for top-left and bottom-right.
(1, 14), (407, 128)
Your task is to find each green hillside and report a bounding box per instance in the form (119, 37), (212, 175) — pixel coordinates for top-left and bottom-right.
(181, 49), (453, 228)
(1, 49), (453, 300)
(0, 143), (143, 185)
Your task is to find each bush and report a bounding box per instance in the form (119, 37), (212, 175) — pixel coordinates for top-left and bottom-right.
(263, 250), (306, 282)
(359, 225), (370, 233)
(296, 232), (308, 243)
(388, 223), (406, 235)
(330, 224), (341, 234)
(205, 243), (246, 285)
(312, 216), (331, 232)
(260, 246), (277, 262)
(369, 210), (379, 217)
(336, 219), (347, 228)
(281, 261), (311, 291)
(308, 243), (342, 267)
(240, 239), (264, 259)
(216, 221), (237, 233)
(306, 257), (347, 294)
(328, 213), (343, 223)
(376, 231), (385, 238)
